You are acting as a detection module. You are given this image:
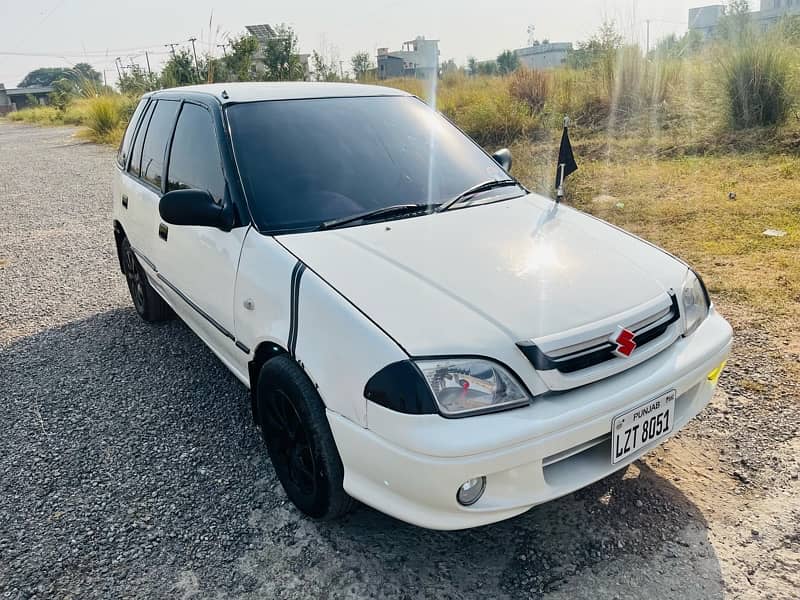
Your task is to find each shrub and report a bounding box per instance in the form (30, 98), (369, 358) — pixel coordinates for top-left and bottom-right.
(549, 68), (610, 129)
(606, 47), (682, 116)
(437, 78), (535, 146)
(508, 68), (550, 115)
(5, 106), (63, 124)
(718, 39), (793, 129)
(379, 76), (535, 145)
(79, 95), (136, 143)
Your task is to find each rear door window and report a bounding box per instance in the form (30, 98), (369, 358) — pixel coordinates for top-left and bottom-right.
(167, 103), (225, 203)
(139, 99), (180, 189)
(127, 100), (154, 178)
(116, 98), (148, 168)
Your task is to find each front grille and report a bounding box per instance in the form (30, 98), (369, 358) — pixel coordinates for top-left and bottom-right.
(518, 293), (680, 375)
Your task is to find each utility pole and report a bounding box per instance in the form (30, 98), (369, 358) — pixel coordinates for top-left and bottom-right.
(217, 44), (228, 56)
(145, 51), (152, 76)
(103, 70), (107, 87)
(188, 37), (201, 83)
(339, 60), (344, 80)
(114, 57), (122, 80)
(165, 43), (179, 58)
(646, 19), (651, 55)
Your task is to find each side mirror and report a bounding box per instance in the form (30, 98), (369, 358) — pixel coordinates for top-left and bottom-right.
(159, 189), (230, 230)
(492, 148), (512, 172)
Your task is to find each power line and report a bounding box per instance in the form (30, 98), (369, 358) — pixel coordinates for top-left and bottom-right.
(0, 47), (171, 59)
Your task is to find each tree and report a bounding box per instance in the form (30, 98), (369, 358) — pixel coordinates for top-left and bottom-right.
(467, 56), (478, 76)
(72, 63), (102, 85)
(261, 24), (305, 81)
(18, 63), (101, 88)
(566, 20), (623, 69)
(477, 61), (498, 76)
(441, 58), (458, 75)
(118, 65), (159, 94)
(351, 51), (373, 81)
(311, 50), (338, 81)
(717, 0), (752, 42)
(49, 78), (76, 110)
(19, 67), (69, 87)
(496, 50), (519, 74)
(161, 49), (199, 87)
(217, 34), (260, 82)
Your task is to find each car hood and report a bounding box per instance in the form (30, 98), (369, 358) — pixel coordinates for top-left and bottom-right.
(277, 193), (688, 357)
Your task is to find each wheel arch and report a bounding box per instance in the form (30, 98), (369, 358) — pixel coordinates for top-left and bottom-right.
(248, 340), (290, 422)
(113, 220), (127, 274)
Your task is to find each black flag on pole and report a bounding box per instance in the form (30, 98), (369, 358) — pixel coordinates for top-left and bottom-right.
(555, 118), (578, 200)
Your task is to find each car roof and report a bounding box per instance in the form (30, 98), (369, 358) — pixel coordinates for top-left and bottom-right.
(147, 82), (412, 104)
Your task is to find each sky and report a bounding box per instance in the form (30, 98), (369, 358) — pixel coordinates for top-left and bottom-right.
(0, 0), (723, 88)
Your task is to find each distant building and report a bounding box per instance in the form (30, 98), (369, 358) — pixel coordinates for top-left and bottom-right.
(514, 42), (572, 69)
(0, 85), (10, 115)
(376, 52), (406, 79)
(758, 0), (800, 29)
(688, 5), (726, 38)
(688, 1), (800, 39)
(0, 84), (53, 113)
(377, 36), (440, 79)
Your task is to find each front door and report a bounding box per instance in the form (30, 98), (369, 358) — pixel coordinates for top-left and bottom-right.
(152, 101), (246, 372)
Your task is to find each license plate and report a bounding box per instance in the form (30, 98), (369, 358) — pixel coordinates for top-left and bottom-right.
(612, 390), (676, 464)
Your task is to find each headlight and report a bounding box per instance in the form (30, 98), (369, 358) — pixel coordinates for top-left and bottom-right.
(414, 358), (530, 417)
(680, 269), (710, 336)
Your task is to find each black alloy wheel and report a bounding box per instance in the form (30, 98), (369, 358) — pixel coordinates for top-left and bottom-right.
(122, 239), (147, 315)
(262, 388), (318, 499)
(120, 236), (172, 322)
(257, 356), (355, 520)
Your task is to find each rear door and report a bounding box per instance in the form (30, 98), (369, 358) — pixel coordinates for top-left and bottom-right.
(123, 99), (180, 268)
(153, 101), (246, 369)
(113, 96), (148, 228)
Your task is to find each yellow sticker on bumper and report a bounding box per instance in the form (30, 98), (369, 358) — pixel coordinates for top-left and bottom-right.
(707, 361), (727, 383)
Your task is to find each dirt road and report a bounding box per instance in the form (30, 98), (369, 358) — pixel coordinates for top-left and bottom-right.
(1, 121), (797, 599)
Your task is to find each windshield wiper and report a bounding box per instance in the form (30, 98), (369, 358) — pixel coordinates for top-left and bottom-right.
(318, 203), (433, 231)
(436, 180), (520, 213)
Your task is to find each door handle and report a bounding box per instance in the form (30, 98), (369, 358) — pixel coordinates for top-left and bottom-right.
(158, 223), (168, 241)
(121, 194), (128, 208)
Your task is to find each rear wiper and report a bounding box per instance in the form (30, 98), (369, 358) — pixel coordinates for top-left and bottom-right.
(436, 180), (520, 213)
(318, 203), (432, 231)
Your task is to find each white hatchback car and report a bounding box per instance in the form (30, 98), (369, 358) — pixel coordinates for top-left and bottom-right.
(112, 82), (732, 530)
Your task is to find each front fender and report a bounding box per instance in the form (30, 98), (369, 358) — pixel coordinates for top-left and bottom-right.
(234, 230), (407, 426)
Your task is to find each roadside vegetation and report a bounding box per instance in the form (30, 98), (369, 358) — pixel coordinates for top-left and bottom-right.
(5, 13), (798, 148)
(3, 11), (799, 331)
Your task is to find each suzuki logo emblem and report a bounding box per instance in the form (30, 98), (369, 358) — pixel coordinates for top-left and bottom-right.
(611, 326), (637, 358)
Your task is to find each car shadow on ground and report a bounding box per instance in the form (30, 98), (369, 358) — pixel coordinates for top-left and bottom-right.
(0, 308), (723, 599)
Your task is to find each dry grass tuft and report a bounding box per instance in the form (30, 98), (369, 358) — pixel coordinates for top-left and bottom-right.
(5, 94), (136, 146)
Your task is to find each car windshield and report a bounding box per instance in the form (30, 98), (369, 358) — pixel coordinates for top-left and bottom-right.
(227, 95), (518, 233)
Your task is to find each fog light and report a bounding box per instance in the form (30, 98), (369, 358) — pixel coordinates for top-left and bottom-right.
(457, 476), (486, 506)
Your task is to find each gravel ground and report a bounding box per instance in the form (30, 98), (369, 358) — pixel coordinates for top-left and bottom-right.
(1, 121), (798, 599)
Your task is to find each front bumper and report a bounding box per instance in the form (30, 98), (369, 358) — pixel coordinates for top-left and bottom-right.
(328, 309), (732, 530)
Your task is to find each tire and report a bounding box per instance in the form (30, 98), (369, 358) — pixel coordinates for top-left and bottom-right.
(257, 355), (355, 520)
(120, 237), (172, 322)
